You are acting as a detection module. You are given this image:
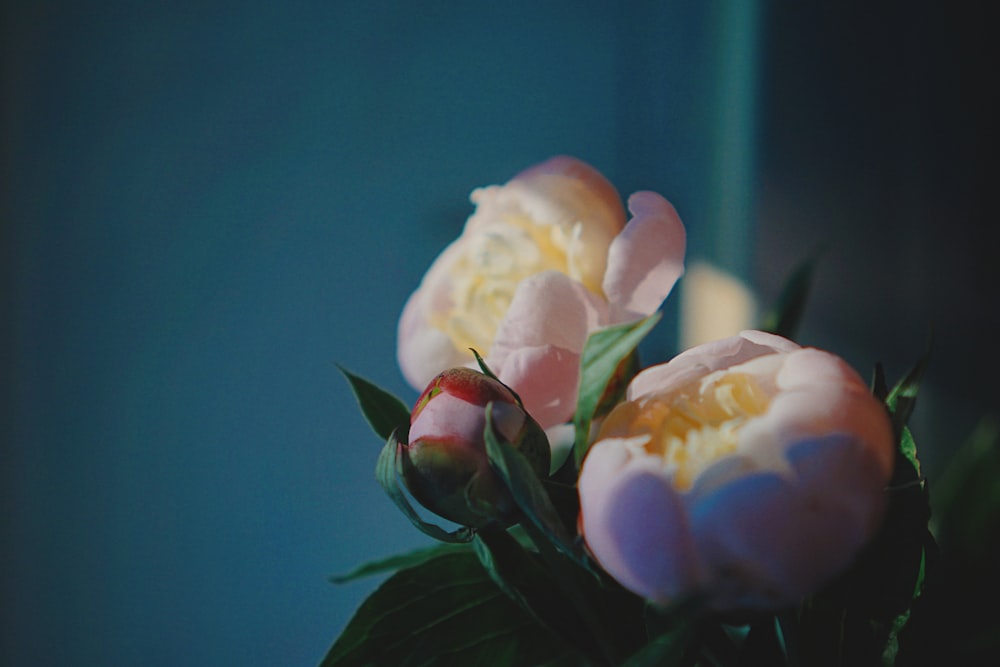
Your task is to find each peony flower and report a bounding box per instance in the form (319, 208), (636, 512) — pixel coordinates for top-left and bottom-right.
(397, 156), (686, 429)
(399, 367), (549, 528)
(577, 330), (895, 611)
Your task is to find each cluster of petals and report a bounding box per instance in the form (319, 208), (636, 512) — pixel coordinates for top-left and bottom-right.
(397, 156), (686, 429)
(577, 330), (896, 611)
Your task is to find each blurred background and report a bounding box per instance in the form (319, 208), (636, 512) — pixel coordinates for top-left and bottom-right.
(3, 1), (996, 665)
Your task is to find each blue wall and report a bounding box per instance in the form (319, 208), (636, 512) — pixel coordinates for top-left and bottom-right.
(2, 3), (725, 664)
(5, 1), (995, 665)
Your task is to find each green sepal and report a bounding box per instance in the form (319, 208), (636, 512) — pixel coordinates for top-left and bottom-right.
(321, 551), (577, 667)
(482, 404), (583, 566)
(339, 366), (411, 441)
(574, 313), (661, 468)
(374, 429), (474, 544)
(883, 340), (931, 462)
(470, 348), (525, 408)
(482, 406), (657, 663)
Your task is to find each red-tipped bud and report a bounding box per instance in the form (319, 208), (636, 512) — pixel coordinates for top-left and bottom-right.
(398, 368), (550, 527)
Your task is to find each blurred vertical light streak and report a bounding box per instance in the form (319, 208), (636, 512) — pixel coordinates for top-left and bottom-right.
(709, 0), (760, 279)
(681, 0), (761, 349)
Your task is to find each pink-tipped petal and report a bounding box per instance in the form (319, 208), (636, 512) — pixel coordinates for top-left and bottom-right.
(491, 270), (605, 361)
(513, 155), (626, 235)
(495, 344), (581, 429)
(603, 191), (687, 323)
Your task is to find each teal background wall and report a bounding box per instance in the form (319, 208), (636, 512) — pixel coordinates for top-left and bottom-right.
(1, 3), (719, 664)
(3, 2), (994, 665)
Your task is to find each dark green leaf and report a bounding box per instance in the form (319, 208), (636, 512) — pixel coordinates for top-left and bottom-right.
(471, 528), (540, 617)
(329, 543), (472, 584)
(884, 341), (931, 457)
(574, 313), (661, 467)
(931, 416), (1000, 544)
(375, 430), (474, 544)
(776, 611), (803, 667)
(740, 616), (787, 666)
(791, 353), (942, 666)
(321, 551), (576, 667)
(339, 366), (412, 441)
(912, 417), (1000, 664)
(482, 416), (651, 663)
(795, 435), (936, 665)
(472, 526), (605, 664)
(621, 625), (699, 667)
(760, 249), (824, 340)
(870, 362), (889, 403)
(470, 348), (525, 408)
(627, 606), (701, 667)
(482, 405), (581, 564)
(880, 598), (912, 666)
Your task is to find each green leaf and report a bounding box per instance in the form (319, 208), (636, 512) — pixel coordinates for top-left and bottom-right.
(321, 551), (577, 667)
(805, 439), (935, 663)
(884, 343), (931, 464)
(375, 430), (474, 544)
(482, 405), (581, 565)
(793, 353), (939, 666)
(339, 366), (412, 441)
(472, 526), (606, 665)
(931, 416), (1000, 542)
(621, 626), (698, 667)
(470, 348), (526, 408)
(574, 313), (661, 467)
(914, 417), (1000, 664)
(760, 248), (824, 340)
(329, 543), (472, 584)
(880, 596), (912, 666)
(481, 413), (652, 663)
(475, 513), (647, 665)
(625, 607), (700, 667)
(870, 362), (890, 403)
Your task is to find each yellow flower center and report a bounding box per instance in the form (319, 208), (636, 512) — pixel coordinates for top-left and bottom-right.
(434, 211), (599, 354)
(596, 372), (773, 490)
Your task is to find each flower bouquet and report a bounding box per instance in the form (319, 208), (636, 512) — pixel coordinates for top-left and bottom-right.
(323, 157), (945, 666)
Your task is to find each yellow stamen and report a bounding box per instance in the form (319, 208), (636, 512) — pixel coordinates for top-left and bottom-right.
(597, 372), (773, 490)
(432, 210), (602, 353)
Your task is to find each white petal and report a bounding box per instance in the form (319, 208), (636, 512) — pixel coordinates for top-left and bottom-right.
(579, 443), (702, 605)
(494, 344), (581, 429)
(628, 330), (800, 401)
(397, 290), (468, 389)
(490, 271), (605, 361)
(603, 191), (686, 322)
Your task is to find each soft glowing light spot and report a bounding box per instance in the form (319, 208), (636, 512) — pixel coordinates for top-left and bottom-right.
(680, 261), (757, 349)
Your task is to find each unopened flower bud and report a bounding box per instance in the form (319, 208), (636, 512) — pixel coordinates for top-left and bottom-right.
(399, 367), (550, 527)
